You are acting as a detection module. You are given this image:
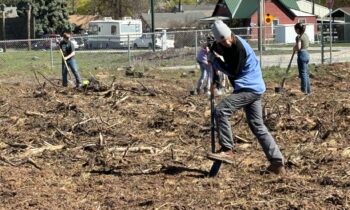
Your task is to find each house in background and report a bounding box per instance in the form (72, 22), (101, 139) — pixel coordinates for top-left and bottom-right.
(296, 0), (329, 19)
(0, 6), (34, 40)
(211, 0), (317, 43)
(69, 15), (100, 34)
(141, 4), (216, 31)
(327, 7), (350, 42)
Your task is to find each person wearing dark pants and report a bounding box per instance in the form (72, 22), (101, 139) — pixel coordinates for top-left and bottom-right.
(59, 32), (82, 88)
(207, 20), (285, 175)
(294, 23), (311, 94)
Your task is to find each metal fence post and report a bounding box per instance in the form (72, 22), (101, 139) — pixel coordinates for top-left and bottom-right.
(195, 30), (198, 68)
(321, 21), (324, 64)
(50, 38), (54, 71)
(258, 0), (263, 68)
(329, 8), (332, 64)
(128, 35), (131, 67)
(2, 10), (7, 52)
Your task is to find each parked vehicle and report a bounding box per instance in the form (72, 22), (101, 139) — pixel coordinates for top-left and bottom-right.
(133, 32), (175, 49)
(87, 17), (142, 49)
(71, 37), (85, 50)
(33, 34), (61, 50)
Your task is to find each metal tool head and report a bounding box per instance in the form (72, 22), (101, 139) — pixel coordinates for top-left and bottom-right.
(274, 86), (285, 93)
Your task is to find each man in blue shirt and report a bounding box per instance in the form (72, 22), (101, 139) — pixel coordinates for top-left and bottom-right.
(207, 20), (285, 175)
(59, 32), (82, 88)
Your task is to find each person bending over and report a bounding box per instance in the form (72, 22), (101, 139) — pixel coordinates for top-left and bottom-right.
(207, 20), (285, 175)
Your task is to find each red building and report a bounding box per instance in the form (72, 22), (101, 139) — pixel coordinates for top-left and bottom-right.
(212, 0), (317, 40)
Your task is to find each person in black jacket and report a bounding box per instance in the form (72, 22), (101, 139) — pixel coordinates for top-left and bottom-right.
(59, 32), (82, 88)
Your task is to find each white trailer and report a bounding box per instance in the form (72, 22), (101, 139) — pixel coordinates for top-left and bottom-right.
(87, 17), (142, 49)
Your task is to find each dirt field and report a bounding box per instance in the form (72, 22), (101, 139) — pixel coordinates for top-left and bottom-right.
(0, 63), (349, 210)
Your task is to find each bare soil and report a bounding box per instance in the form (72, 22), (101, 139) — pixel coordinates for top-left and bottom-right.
(0, 63), (349, 210)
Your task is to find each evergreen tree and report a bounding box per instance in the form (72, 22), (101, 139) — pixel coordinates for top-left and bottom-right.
(0, 0), (22, 6)
(16, 0), (71, 36)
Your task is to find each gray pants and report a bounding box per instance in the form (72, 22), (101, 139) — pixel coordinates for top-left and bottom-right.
(214, 90), (284, 164)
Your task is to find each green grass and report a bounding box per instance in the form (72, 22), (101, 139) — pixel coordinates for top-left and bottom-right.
(261, 63), (320, 82)
(0, 50), (130, 78)
(0, 48), (334, 83)
(76, 52), (129, 72)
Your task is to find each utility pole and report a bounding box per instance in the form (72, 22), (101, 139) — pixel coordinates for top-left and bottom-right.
(0, 4), (6, 52)
(27, 3), (32, 50)
(326, 0), (334, 64)
(312, 0), (315, 15)
(258, 0), (263, 68)
(72, 0), (75, 14)
(119, 0), (122, 18)
(329, 8), (332, 64)
(150, 0), (155, 52)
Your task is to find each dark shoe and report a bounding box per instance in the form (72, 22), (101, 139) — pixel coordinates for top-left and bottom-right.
(207, 148), (234, 164)
(262, 163), (286, 175)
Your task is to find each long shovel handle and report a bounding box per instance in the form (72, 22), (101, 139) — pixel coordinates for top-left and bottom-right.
(59, 48), (73, 78)
(59, 48), (69, 70)
(208, 67), (222, 177)
(286, 50), (296, 75)
(210, 84), (215, 153)
(57, 41), (73, 80)
(281, 51), (296, 88)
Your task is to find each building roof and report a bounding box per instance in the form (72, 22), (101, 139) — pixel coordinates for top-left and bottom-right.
(296, 0), (329, 18)
(328, 7), (350, 17)
(181, 4), (216, 11)
(213, 0), (302, 19)
(279, 0), (299, 10)
(142, 11), (211, 29)
(290, 9), (315, 17)
(200, 16), (230, 21)
(213, 0), (259, 19)
(69, 15), (100, 30)
(141, 4), (215, 29)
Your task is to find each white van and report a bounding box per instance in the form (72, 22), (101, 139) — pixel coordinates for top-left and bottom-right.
(87, 17), (142, 49)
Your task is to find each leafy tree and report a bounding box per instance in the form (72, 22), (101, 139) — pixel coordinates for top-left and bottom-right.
(0, 0), (22, 6)
(58, 0), (218, 16)
(89, 0), (148, 19)
(15, 0), (71, 37)
(75, 0), (91, 14)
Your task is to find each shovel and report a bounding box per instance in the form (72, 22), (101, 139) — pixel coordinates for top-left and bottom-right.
(208, 84), (222, 177)
(275, 51), (295, 93)
(56, 39), (75, 86)
(58, 47), (73, 80)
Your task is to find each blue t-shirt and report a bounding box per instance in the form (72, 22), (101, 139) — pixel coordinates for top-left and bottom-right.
(212, 35), (265, 94)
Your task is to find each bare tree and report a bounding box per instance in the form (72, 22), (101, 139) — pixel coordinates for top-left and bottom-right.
(94, 0), (148, 19)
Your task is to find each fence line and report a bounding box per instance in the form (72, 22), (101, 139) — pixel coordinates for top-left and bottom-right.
(0, 23), (349, 75)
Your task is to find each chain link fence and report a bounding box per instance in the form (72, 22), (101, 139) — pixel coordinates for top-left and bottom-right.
(0, 23), (350, 77)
